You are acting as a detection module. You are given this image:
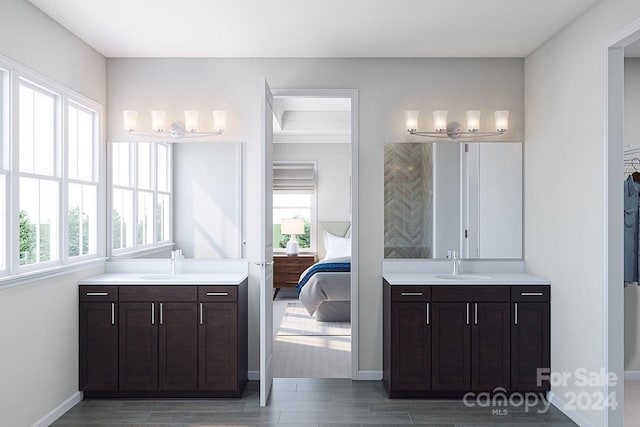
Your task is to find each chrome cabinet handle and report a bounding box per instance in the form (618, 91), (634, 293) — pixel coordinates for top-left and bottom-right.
(401, 292), (423, 296)
(111, 303), (115, 325)
(426, 302), (430, 325)
(474, 303), (478, 325)
(199, 303), (204, 325)
(207, 292), (229, 296)
(160, 303), (163, 325)
(514, 303), (518, 325)
(520, 292), (544, 296)
(86, 292), (108, 296)
(466, 303), (470, 325)
(151, 303), (155, 325)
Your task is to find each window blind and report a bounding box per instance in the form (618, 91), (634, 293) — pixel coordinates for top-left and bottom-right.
(273, 162), (315, 192)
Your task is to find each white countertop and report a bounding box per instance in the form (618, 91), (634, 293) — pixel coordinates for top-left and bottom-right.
(383, 272), (550, 286)
(79, 272), (248, 285)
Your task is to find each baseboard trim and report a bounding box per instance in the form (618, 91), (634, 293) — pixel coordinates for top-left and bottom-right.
(31, 391), (83, 427)
(547, 391), (593, 427)
(248, 370), (260, 381)
(625, 370), (640, 380)
(354, 370), (382, 380)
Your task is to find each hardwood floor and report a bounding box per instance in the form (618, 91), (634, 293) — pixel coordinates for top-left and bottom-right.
(53, 378), (576, 426)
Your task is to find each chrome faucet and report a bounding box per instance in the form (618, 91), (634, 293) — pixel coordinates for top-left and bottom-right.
(170, 249), (183, 275)
(450, 250), (461, 276)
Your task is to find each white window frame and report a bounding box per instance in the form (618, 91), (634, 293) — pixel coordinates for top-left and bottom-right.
(272, 161), (318, 253)
(109, 141), (173, 257)
(0, 54), (105, 285)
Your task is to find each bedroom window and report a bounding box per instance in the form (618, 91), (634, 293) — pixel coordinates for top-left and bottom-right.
(111, 142), (172, 255)
(272, 162), (317, 253)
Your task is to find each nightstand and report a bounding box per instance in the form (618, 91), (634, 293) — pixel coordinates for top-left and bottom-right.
(273, 254), (316, 299)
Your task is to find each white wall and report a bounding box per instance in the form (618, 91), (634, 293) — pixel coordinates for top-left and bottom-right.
(107, 57), (524, 376)
(524, 1), (640, 425)
(273, 143), (351, 222)
(0, 2), (107, 426)
(433, 143), (460, 258)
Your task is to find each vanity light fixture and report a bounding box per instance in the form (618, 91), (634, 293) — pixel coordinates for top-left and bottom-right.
(123, 110), (227, 139)
(405, 110), (509, 140)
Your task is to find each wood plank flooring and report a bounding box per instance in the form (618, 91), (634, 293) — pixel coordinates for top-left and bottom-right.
(53, 378), (577, 426)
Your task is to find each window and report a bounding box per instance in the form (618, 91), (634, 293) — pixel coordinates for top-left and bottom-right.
(111, 142), (172, 255)
(0, 55), (103, 281)
(272, 162), (316, 252)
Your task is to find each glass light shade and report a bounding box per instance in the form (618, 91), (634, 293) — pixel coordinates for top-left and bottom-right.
(465, 110), (481, 132)
(281, 218), (305, 235)
(123, 110), (138, 132)
(151, 110), (166, 132)
(404, 110), (419, 131)
(433, 110), (448, 132)
(213, 110), (227, 132)
(494, 110), (510, 131)
(184, 110), (199, 132)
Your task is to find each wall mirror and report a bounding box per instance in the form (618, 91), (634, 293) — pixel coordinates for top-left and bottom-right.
(384, 142), (522, 260)
(110, 141), (243, 259)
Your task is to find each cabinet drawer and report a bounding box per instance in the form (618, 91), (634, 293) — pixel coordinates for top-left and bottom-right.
(80, 286), (118, 302)
(511, 286), (549, 302)
(391, 286), (430, 302)
(199, 286), (237, 302)
(432, 285), (509, 302)
(119, 286), (197, 302)
(274, 272), (300, 285)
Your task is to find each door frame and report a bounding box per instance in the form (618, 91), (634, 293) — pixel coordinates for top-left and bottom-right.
(604, 17), (640, 427)
(268, 88), (360, 378)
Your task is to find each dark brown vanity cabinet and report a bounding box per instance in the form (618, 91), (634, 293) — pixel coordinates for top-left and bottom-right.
(79, 286), (118, 391)
(511, 286), (550, 392)
(383, 281), (549, 398)
(79, 280), (247, 397)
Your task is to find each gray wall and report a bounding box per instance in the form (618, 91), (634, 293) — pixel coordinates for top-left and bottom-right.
(0, 2), (106, 426)
(107, 57), (524, 375)
(525, 0), (640, 425)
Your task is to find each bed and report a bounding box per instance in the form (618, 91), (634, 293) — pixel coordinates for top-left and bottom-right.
(296, 222), (351, 322)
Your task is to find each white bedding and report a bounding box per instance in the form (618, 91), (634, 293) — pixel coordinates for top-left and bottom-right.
(297, 256), (351, 322)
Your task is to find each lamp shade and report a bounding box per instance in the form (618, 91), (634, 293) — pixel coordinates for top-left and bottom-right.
(151, 110), (166, 132)
(123, 110), (138, 132)
(404, 110), (419, 131)
(281, 218), (305, 235)
(184, 110), (199, 132)
(494, 110), (510, 132)
(433, 110), (448, 132)
(213, 110), (227, 132)
(465, 110), (481, 132)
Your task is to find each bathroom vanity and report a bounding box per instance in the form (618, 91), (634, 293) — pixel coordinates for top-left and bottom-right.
(382, 261), (550, 398)
(78, 260), (248, 398)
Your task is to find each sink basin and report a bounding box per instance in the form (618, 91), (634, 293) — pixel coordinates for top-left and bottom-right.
(434, 274), (491, 280)
(139, 274), (196, 280)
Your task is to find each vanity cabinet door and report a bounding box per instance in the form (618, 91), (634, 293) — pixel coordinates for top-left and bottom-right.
(471, 302), (510, 391)
(431, 302), (471, 390)
(511, 301), (550, 392)
(198, 301), (238, 391)
(158, 302), (198, 391)
(79, 301), (118, 391)
(390, 302), (431, 392)
(119, 302), (158, 391)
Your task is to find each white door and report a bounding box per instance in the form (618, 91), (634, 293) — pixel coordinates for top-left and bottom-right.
(259, 77), (274, 407)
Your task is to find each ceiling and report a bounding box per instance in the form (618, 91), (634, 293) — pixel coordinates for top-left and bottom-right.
(27, 0), (598, 58)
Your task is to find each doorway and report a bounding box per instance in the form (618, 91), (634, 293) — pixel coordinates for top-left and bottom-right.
(260, 86), (359, 403)
(605, 17), (640, 427)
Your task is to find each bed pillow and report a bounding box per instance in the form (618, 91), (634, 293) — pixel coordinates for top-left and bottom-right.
(323, 231), (351, 260)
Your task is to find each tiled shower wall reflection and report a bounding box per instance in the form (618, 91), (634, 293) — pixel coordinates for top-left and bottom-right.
(384, 143), (433, 258)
